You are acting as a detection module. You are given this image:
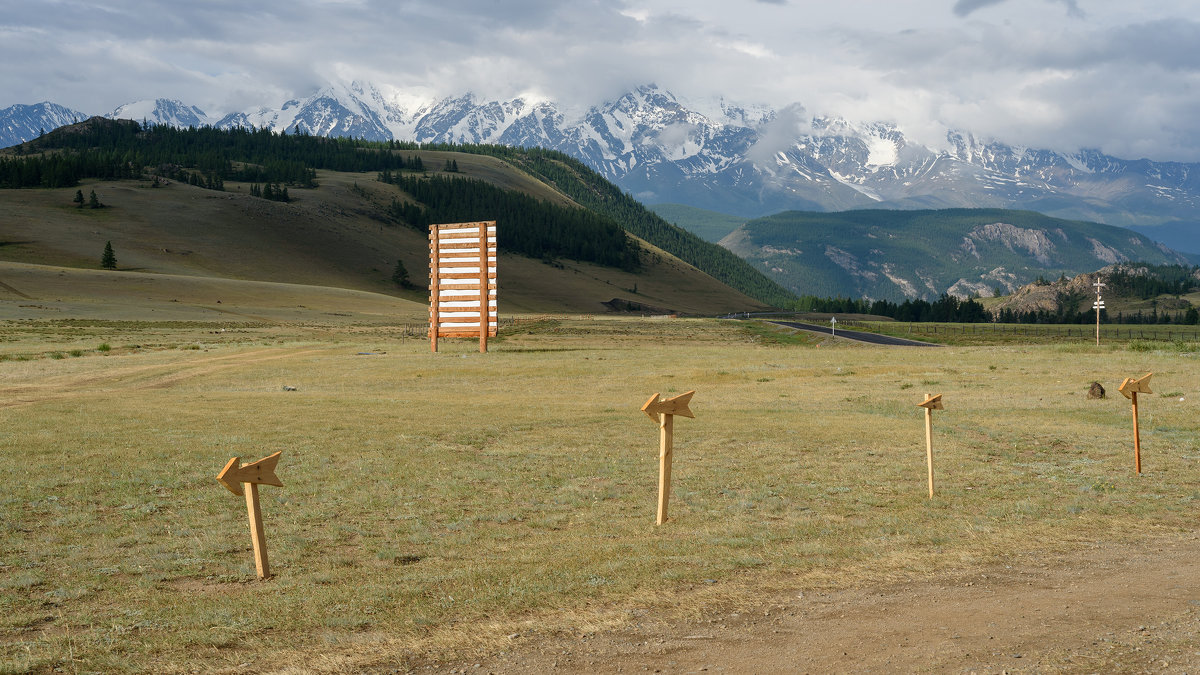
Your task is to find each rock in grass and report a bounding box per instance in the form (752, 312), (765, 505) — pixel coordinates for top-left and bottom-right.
(1087, 382), (1105, 399)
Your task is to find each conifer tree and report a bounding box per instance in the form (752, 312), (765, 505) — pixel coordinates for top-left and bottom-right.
(88, 190), (100, 209)
(392, 259), (412, 288)
(73, 189), (84, 207)
(101, 241), (116, 269)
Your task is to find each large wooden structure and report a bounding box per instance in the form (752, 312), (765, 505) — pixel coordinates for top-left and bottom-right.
(429, 221), (497, 353)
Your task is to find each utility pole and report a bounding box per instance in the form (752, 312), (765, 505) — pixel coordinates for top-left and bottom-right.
(1093, 278), (1106, 346)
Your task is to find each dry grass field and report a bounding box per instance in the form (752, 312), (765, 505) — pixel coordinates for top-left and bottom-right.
(3, 307), (1200, 673)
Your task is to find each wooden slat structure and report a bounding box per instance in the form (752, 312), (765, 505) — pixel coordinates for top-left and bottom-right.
(429, 221), (497, 353)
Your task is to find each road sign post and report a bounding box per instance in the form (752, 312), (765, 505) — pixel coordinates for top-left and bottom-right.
(830, 316), (837, 337)
(1118, 373), (1153, 473)
(1093, 279), (1106, 346)
(917, 393), (943, 498)
(641, 391), (695, 525)
(217, 451), (284, 578)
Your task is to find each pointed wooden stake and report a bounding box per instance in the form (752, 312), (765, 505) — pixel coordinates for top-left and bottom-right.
(657, 412), (673, 525)
(245, 483), (270, 578)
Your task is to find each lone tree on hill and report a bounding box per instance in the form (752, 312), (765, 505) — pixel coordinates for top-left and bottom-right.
(88, 189), (101, 209)
(73, 190), (84, 207)
(101, 241), (116, 269)
(392, 259), (413, 289)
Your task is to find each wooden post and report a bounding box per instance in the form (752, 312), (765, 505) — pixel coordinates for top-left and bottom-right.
(1131, 391), (1142, 474)
(1118, 373), (1152, 475)
(917, 394), (943, 499)
(429, 226), (440, 354)
(245, 483), (270, 578)
(925, 398), (934, 498)
(479, 221), (489, 354)
(641, 391), (695, 525)
(216, 452), (283, 580)
(657, 412), (673, 525)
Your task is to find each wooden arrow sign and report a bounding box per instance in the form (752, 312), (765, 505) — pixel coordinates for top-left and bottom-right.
(216, 451), (284, 496)
(917, 393), (944, 411)
(642, 390), (695, 421)
(1118, 373), (1153, 399)
(641, 391), (696, 525)
(216, 451), (284, 578)
(1118, 373), (1153, 473)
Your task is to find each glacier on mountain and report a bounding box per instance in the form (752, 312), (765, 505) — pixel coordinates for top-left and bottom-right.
(4, 82), (1200, 249)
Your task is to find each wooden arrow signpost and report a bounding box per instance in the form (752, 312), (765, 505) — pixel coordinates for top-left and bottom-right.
(1118, 373), (1153, 474)
(641, 390), (695, 525)
(217, 451), (284, 578)
(917, 393), (943, 498)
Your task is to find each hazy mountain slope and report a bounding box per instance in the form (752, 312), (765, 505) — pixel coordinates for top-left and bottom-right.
(722, 209), (1195, 301)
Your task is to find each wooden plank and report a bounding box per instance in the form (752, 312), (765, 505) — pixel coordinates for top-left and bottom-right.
(245, 483), (270, 578)
(657, 412), (673, 525)
(437, 286), (497, 294)
(925, 400), (935, 498)
(436, 273), (498, 280)
(1132, 391), (1142, 474)
(429, 225), (440, 353)
(436, 242), (498, 250)
(479, 221), (489, 353)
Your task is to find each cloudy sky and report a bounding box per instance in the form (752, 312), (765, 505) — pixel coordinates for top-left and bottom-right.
(2, 0), (1198, 161)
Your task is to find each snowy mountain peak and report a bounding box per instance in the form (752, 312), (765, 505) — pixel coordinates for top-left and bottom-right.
(0, 102), (86, 143)
(108, 99), (210, 127)
(5, 82), (1200, 251)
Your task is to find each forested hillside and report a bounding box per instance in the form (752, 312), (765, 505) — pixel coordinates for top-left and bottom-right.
(0, 118), (794, 306)
(722, 208), (1194, 301)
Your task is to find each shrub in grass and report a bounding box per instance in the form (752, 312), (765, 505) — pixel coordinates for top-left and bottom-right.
(97, 343), (111, 352)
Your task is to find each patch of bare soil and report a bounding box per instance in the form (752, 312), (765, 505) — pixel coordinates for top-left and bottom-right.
(416, 533), (1200, 673)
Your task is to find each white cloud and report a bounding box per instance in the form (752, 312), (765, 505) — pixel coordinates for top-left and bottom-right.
(1, 0), (1199, 160)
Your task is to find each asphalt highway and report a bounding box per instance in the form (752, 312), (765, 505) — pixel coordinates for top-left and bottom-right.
(767, 320), (943, 347)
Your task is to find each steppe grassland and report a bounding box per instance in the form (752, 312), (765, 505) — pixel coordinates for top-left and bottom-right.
(3, 317), (1199, 673)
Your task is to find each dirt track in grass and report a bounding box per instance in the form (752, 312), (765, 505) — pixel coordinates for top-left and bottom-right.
(419, 531), (1200, 673)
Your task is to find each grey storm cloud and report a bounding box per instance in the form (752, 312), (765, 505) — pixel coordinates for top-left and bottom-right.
(1, 0), (1199, 161)
(954, 0), (1082, 18)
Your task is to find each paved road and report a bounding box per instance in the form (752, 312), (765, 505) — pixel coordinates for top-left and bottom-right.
(768, 320), (943, 347)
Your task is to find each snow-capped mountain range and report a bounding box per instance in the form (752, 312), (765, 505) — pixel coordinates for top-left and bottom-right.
(3, 83), (1200, 251)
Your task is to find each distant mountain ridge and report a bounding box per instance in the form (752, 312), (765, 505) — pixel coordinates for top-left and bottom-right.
(721, 209), (1195, 301)
(3, 83), (1200, 251)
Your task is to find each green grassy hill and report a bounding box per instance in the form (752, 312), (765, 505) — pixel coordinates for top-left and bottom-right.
(722, 208), (1197, 301)
(0, 121), (784, 316)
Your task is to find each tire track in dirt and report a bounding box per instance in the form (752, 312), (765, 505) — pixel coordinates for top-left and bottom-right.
(0, 347), (328, 409)
(0, 279), (31, 299)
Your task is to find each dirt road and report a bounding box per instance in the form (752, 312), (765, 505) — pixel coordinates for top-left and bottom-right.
(419, 533), (1200, 673)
